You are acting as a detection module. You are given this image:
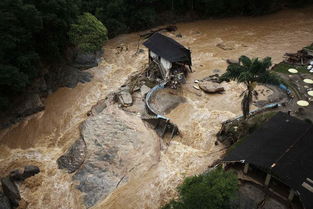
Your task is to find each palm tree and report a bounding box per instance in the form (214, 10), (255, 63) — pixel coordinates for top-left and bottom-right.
(220, 56), (280, 119)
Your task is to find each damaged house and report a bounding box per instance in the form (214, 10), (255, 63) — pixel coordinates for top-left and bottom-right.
(222, 112), (313, 209)
(143, 33), (192, 87)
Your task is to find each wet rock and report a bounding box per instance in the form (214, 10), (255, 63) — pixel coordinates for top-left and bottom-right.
(198, 82), (225, 94)
(0, 192), (11, 209)
(73, 107), (159, 208)
(176, 33), (182, 38)
(15, 94), (44, 118)
(75, 52), (96, 65)
(200, 74), (222, 83)
(140, 85), (150, 97)
(90, 99), (107, 115)
(1, 177), (21, 208)
(73, 50), (103, 69)
(45, 65), (93, 91)
(217, 43), (234, 50)
(9, 170), (23, 181)
(150, 89), (186, 114)
(118, 87), (133, 107)
(22, 166), (40, 179)
(227, 59), (239, 65)
(57, 138), (86, 173)
(9, 166), (40, 181)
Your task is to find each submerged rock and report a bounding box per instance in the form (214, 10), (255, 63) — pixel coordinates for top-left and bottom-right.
(217, 43), (234, 50)
(57, 138), (86, 173)
(22, 166), (40, 179)
(199, 82), (225, 94)
(0, 192), (11, 209)
(45, 65), (93, 91)
(15, 94), (44, 118)
(1, 177), (20, 208)
(9, 166), (40, 181)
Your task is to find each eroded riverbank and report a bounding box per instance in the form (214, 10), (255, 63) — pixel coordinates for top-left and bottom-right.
(1, 7), (313, 209)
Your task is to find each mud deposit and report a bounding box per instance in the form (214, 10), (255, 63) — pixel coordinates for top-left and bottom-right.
(1, 7), (313, 209)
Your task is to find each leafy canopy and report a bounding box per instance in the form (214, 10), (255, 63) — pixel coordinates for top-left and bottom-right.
(162, 168), (239, 209)
(68, 13), (108, 53)
(220, 55), (280, 85)
(220, 55), (280, 119)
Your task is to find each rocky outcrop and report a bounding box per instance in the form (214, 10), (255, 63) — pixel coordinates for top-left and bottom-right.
(10, 166), (40, 181)
(72, 106), (159, 208)
(0, 66), (93, 129)
(1, 177), (20, 208)
(199, 82), (225, 94)
(216, 43), (234, 50)
(72, 50), (103, 70)
(45, 65), (93, 91)
(117, 86), (133, 107)
(0, 165), (40, 209)
(0, 192), (11, 209)
(57, 138), (86, 173)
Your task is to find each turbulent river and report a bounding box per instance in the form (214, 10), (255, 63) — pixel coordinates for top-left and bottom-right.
(1, 7), (313, 209)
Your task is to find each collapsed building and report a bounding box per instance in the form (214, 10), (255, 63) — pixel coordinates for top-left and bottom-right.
(143, 32), (192, 87)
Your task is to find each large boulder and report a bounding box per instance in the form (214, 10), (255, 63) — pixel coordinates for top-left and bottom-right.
(73, 50), (103, 69)
(10, 166), (40, 181)
(0, 192), (11, 209)
(57, 138), (86, 173)
(73, 106), (159, 208)
(22, 166), (40, 179)
(15, 94), (44, 118)
(45, 65), (93, 91)
(198, 81), (225, 94)
(1, 177), (20, 208)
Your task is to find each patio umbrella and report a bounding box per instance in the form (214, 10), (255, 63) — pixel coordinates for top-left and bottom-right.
(288, 68), (298, 74)
(297, 100), (309, 106)
(303, 79), (313, 84)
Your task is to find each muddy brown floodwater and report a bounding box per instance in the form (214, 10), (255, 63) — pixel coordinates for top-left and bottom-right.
(1, 7), (313, 209)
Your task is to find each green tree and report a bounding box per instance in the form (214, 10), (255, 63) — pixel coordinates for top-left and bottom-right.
(162, 169), (239, 209)
(26, 0), (81, 61)
(0, 0), (80, 111)
(220, 56), (280, 119)
(68, 13), (108, 53)
(0, 0), (42, 109)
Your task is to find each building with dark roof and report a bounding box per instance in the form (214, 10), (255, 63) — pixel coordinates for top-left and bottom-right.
(143, 33), (192, 84)
(222, 112), (313, 209)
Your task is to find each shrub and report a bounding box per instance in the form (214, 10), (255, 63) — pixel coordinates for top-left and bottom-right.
(68, 13), (108, 53)
(162, 168), (239, 209)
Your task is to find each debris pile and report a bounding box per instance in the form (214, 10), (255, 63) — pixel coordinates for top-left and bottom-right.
(284, 49), (313, 65)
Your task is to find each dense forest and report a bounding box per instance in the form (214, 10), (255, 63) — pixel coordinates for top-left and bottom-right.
(1, 0), (312, 111)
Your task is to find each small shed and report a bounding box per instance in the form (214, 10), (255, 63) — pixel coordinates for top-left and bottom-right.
(143, 33), (192, 83)
(222, 112), (313, 209)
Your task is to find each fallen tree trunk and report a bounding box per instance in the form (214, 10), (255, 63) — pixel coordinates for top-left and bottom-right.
(139, 25), (177, 39)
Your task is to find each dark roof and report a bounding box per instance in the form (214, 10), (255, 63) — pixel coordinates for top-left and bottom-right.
(223, 112), (313, 209)
(143, 33), (192, 65)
